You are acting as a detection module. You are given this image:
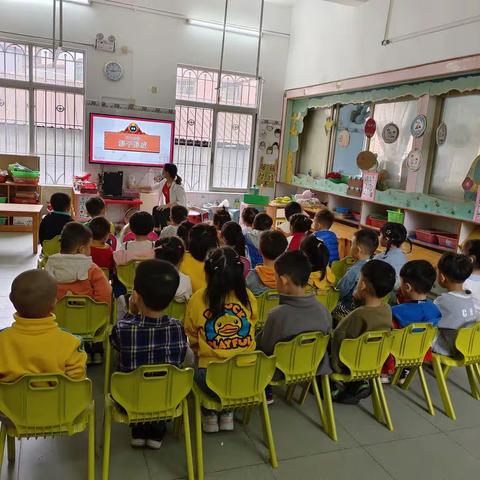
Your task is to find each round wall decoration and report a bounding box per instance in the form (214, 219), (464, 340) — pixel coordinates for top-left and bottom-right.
(338, 129), (350, 148)
(436, 122), (447, 145)
(406, 149), (423, 172)
(382, 123), (399, 144)
(364, 118), (376, 138)
(411, 114), (427, 138)
(356, 150), (377, 171)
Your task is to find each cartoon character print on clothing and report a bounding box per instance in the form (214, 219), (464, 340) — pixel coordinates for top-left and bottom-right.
(204, 303), (253, 350)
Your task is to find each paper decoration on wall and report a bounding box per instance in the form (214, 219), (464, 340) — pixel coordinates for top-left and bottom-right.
(382, 123), (399, 144)
(406, 149), (423, 172)
(436, 122), (447, 146)
(361, 171), (379, 201)
(364, 118), (376, 138)
(256, 119), (281, 187)
(462, 154), (480, 201)
(410, 114), (427, 138)
(324, 117), (334, 135)
(473, 188), (480, 223)
(347, 177), (363, 197)
(338, 129), (350, 148)
(356, 150), (377, 171)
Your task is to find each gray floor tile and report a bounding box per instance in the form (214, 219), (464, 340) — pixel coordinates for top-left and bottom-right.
(366, 433), (480, 480)
(206, 464), (275, 480)
(447, 426), (480, 460)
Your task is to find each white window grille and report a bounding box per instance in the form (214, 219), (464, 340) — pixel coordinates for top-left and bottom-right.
(0, 40), (85, 185)
(175, 65), (259, 191)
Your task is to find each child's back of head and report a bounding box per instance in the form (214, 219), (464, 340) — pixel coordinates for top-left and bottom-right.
(155, 236), (185, 268)
(462, 240), (480, 272)
(285, 201), (302, 221)
(437, 253), (473, 288)
(88, 216), (111, 243)
(242, 207), (259, 228)
(274, 250), (311, 294)
(259, 230), (288, 261)
(129, 211), (154, 238)
(290, 213), (312, 234)
(85, 196), (106, 218)
(177, 220), (194, 249)
(253, 212), (273, 231)
(189, 223), (219, 261)
(10, 269), (57, 318)
(213, 208), (231, 230)
(221, 221), (246, 257)
(50, 192), (71, 213)
(352, 228), (379, 259)
(399, 260), (436, 298)
(60, 222), (92, 254)
(359, 260), (396, 299)
(379, 222), (408, 252)
(170, 205), (188, 226)
(314, 208), (334, 231)
(300, 235), (329, 279)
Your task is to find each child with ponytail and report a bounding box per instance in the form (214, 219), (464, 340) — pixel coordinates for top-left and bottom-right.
(221, 221), (251, 277)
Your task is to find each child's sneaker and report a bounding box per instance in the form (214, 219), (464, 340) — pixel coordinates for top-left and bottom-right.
(92, 353), (103, 365)
(380, 374), (391, 384)
(202, 412), (219, 433)
(265, 385), (274, 405)
(398, 368), (410, 385)
(219, 412), (234, 431)
(130, 437), (146, 448)
(146, 439), (162, 450)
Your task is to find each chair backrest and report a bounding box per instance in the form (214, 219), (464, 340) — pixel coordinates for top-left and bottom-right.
(0, 374), (92, 436)
(206, 351), (276, 408)
(111, 365), (193, 422)
(164, 301), (187, 322)
(256, 290), (280, 329)
(116, 261), (140, 293)
(331, 256), (356, 284)
(339, 330), (393, 380)
(314, 288), (340, 312)
(54, 295), (110, 339)
(42, 235), (61, 257)
(391, 323), (437, 367)
(273, 332), (330, 383)
(455, 322), (480, 364)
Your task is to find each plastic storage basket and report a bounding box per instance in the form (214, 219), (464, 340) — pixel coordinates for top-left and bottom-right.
(387, 209), (405, 224)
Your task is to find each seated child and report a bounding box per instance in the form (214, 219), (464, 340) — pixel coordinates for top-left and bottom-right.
(160, 205), (188, 239)
(121, 211), (159, 244)
(462, 240), (480, 315)
(0, 269), (86, 382)
(333, 228), (379, 319)
(287, 213), (312, 251)
(277, 201), (302, 236)
(246, 230), (288, 295)
(432, 253), (476, 357)
(331, 260), (396, 403)
(85, 195), (116, 248)
(300, 235), (336, 290)
(213, 207), (231, 233)
(155, 236), (192, 302)
(374, 222), (410, 287)
(39, 192), (73, 245)
(176, 220), (194, 248)
(88, 216), (114, 272)
(46, 222), (112, 305)
(245, 212), (273, 269)
(110, 259), (188, 449)
(184, 246), (257, 433)
(180, 223), (219, 292)
(313, 208), (339, 263)
(256, 251), (332, 375)
(221, 221), (250, 277)
(241, 206), (259, 235)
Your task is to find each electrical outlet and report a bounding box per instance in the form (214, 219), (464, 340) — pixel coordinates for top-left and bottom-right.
(151, 86), (158, 94)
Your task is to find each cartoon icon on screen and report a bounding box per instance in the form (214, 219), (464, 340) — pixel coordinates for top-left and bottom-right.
(124, 122), (144, 134)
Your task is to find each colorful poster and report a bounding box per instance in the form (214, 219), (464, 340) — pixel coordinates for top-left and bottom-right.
(361, 171), (379, 201)
(473, 188), (480, 223)
(256, 119), (281, 187)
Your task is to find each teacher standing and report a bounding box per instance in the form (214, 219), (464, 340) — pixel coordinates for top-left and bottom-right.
(152, 163), (187, 231)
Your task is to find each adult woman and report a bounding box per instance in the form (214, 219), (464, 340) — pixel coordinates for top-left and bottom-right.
(152, 163), (187, 231)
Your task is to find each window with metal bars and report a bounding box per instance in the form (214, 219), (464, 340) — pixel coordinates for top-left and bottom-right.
(0, 40), (85, 185)
(175, 65), (259, 192)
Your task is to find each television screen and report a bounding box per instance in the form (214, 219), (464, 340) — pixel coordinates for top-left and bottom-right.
(89, 113), (174, 167)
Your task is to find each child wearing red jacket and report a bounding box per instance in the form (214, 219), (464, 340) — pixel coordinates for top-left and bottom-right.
(88, 216), (114, 272)
(287, 213), (312, 251)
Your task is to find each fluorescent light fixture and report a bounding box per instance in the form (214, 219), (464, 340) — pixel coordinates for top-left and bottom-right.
(65, 0), (92, 4)
(187, 19), (260, 37)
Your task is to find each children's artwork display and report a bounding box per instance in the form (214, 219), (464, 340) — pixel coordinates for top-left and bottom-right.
(361, 171), (379, 200)
(256, 119), (281, 188)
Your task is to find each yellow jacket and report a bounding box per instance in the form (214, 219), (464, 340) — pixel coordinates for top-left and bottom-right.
(0, 314), (87, 383)
(180, 252), (206, 293)
(308, 267), (336, 291)
(184, 288), (258, 368)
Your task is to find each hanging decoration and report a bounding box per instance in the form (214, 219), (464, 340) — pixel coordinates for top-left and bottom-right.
(382, 122), (399, 144)
(410, 114), (427, 138)
(436, 122), (447, 146)
(406, 149), (424, 172)
(324, 117), (334, 135)
(364, 118), (377, 138)
(356, 150), (377, 171)
(338, 129), (350, 148)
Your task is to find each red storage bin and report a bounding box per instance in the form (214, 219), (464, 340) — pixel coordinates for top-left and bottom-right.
(188, 209), (209, 224)
(437, 233), (458, 249)
(352, 211), (361, 222)
(12, 197), (40, 205)
(367, 216), (387, 229)
(415, 229), (439, 244)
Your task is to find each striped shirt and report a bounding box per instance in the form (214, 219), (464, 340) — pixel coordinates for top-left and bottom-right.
(110, 314), (188, 372)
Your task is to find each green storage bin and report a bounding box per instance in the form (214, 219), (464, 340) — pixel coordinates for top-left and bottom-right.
(387, 209), (405, 224)
(243, 194), (270, 206)
(0, 196), (6, 225)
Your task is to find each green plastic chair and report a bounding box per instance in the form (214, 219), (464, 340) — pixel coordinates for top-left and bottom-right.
(331, 331), (394, 431)
(193, 351), (278, 480)
(37, 235), (61, 268)
(432, 323), (480, 420)
(315, 288), (340, 312)
(54, 295), (112, 395)
(103, 365), (194, 480)
(270, 332), (337, 441)
(0, 374), (95, 480)
(116, 261), (141, 294)
(255, 290), (280, 330)
(390, 324), (437, 416)
(330, 256), (356, 285)
(164, 300), (187, 322)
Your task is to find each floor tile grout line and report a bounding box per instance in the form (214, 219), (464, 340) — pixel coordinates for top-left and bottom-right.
(360, 445), (397, 480)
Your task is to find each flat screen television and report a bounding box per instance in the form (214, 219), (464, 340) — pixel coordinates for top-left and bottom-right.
(89, 113), (174, 167)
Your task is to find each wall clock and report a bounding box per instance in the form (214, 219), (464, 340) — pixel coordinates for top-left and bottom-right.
(104, 61), (123, 81)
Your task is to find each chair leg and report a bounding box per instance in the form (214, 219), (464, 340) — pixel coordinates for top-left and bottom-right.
(7, 435), (15, 463)
(102, 406), (112, 480)
(391, 367), (403, 386)
(88, 405), (95, 480)
(320, 376), (337, 442)
(242, 406), (253, 425)
(417, 365), (435, 416)
(399, 366), (418, 391)
(311, 378), (326, 430)
(182, 399), (195, 480)
(296, 381), (310, 405)
(374, 378), (393, 431)
(260, 392), (278, 468)
(474, 364), (480, 387)
(370, 378), (383, 423)
(0, 423), (6, 475)
(193, 394), (204, 480)
(442, 365), (451, 380)
(103, 340), (112, 397)
(432, 356), (456, 420)
(285, 384), (295, 403)
(466, 365), (480, 400)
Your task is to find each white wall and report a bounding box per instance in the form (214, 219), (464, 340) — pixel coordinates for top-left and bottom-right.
(1, 0), (291, 119)
(286, 0), (480, 89)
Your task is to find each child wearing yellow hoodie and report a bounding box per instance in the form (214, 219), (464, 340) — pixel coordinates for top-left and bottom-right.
(246, 230), (288, 296)
(300, 235), (336, 290)
(0, 269), (87, 382)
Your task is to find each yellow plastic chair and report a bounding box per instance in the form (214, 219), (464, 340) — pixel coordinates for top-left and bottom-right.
(256, 290), (280, 330)
(193, 352), (278, 480)
(0, 374), (95, 480)
(103, 365), (194, 480)
(37, 235), (61, 268)
(270, 332), (337, 441)
(116, 261), (141, 294)
(432, 323), (480, 420)
(164, 300), (187, 322)
(331, 331), (394, 431)
(54, 295), (112, 395)
(390, 324), (437, 416)
(330, 256), (356, 285)
(315, 288), (340, 312)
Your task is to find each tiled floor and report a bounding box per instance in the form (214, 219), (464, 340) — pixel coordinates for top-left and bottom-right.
(1, 233), (480, 479)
